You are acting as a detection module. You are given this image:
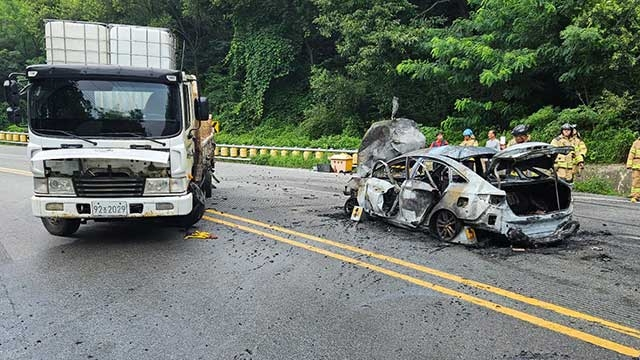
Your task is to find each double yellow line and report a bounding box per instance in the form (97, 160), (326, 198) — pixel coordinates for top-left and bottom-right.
(1, 164), (638, 356)
(204, 209), (640, 358)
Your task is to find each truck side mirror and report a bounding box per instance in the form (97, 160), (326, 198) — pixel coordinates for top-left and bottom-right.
(6, 107), (21, 124)
(194, 97), (209, 121)
(4, 79), (21, 124)
(3, 79), (20, 107)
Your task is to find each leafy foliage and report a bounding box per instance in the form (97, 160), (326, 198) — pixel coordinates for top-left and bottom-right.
(1, 0), (639, 164)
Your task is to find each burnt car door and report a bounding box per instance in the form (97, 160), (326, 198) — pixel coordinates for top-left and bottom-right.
(394, 157), (441, 226)
(358, 158), (408, 217)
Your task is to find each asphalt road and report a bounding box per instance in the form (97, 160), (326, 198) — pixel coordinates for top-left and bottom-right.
(0, 144), (639, 360)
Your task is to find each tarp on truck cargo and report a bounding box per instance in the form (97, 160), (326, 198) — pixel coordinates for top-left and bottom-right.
(357, 118), (426, 176)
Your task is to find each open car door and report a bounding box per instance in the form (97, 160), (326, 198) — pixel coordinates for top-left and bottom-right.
(395, 157), (441, 226)
(357, 160), (400, 217)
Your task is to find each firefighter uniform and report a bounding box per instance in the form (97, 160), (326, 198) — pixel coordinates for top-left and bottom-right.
(627, 138), (640, 202)
(572, 136), (587, 178)
(460, 137), (478, 147)
(506, 134), (530, 147)
(551, 134), (576, 182)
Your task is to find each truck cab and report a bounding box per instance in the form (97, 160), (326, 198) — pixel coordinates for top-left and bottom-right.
(4, 21), (216, 236)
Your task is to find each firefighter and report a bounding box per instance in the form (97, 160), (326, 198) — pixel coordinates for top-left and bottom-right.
(460, 128), (478, 146)
(571, 125), (587, 179)
(627, 136), (640, 202)
(550, 123), (576, 182)
(506, 124), (530, 147)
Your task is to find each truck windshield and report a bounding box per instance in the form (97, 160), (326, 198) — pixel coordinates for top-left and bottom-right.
(29, 79), (181, 138)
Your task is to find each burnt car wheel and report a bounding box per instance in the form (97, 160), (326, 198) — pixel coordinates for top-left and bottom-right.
(431, 210), (462, 242)
(41, 218), (81, 237)
(343, 197), (359, 216)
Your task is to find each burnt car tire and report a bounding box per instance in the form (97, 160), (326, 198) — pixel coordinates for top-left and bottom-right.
(41, 218), (81, 237)
(431, 210), (462, 242)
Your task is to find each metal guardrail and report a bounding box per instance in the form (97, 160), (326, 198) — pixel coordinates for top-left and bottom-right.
(0, 131), (29, 144)
(0, 132), (359, 164)
(214, 144), (358, 164)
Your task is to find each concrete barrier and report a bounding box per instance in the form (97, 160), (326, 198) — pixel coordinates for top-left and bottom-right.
(579, 163), (632, 195)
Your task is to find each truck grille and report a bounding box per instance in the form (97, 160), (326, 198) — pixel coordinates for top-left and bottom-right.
(73, 177), (145, 198)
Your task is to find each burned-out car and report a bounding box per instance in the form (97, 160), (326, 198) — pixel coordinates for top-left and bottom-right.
(343, 142), (579, 245)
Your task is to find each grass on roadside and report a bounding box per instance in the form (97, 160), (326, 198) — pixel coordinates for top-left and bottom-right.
(573, 177), (621, 196)
(248, 154), (332, 169)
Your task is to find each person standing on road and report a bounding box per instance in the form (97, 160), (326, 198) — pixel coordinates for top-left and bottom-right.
(571, 125), (587, 179)
(429, 131), (448, 148)
(551, 123), (577, 183)
(506, 124), (530, 148)
(485, 129), (500, 150)
(626, 136), (640, 202)
(460, 128), (478, 146)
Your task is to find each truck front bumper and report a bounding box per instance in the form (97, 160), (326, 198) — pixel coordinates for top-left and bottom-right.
(31, 193), (193, 219)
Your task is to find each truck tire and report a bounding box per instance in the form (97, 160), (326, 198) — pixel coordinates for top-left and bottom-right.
(202, 168), (213, 198)
(41, 218), (81, 237)
(173, 182), (206, 228)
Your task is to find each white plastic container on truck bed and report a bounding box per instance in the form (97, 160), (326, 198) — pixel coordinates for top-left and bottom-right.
(45, 20), (109, 65)
(109, 24), (176, 69)
(44, 19), (176, 69)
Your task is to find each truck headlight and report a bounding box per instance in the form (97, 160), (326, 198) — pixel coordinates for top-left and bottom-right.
(169, 177), (189, 193)
(144, 178), (170, 195)
(34, 177), (48, 194)
(48, 177), (74, 195)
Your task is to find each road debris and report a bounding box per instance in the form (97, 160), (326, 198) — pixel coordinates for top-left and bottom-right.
(184, 230), (218, 240)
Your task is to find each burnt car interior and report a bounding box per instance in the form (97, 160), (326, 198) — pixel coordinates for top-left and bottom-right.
(369, 157), (465, 219)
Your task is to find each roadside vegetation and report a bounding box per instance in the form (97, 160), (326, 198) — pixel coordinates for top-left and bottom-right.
(1, 0), (639, 164)
(573, 177), (621, 196)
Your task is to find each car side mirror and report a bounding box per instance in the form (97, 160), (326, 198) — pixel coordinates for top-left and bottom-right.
(194, 97), (209, 121)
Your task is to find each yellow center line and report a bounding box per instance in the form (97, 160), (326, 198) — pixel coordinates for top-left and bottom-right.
(202, 215), (640, 358)
(1, 164), (637, 351)
(206, 209), (640, 341)
(0, 166), (31, 177)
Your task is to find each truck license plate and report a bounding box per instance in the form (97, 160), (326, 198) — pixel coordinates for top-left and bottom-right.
(91, 201), (128, 217)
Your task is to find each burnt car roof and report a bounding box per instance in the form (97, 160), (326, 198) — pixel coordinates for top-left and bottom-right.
(25, 64), (183, 83)
(419, 145), (497, 160)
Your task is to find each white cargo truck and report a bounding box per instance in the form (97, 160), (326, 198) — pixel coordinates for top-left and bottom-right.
(4, 20), (216, 236)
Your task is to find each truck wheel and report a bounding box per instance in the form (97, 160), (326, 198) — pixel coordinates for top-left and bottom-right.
(202, 168), (213, 198)
(41, 218), (81, 237)
(173, 182), (206, 228)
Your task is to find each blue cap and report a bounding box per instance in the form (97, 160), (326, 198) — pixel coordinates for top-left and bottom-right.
(463, 128), (473, 136)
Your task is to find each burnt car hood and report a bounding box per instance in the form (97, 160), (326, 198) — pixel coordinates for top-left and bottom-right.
(487, 142), (572, 173)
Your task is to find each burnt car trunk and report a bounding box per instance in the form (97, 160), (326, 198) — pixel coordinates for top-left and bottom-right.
(501, 179), (571, 216)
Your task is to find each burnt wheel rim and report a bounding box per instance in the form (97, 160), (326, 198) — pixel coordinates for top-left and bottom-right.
(344, 198), (358, 215)
(435, 211), (459, 241)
